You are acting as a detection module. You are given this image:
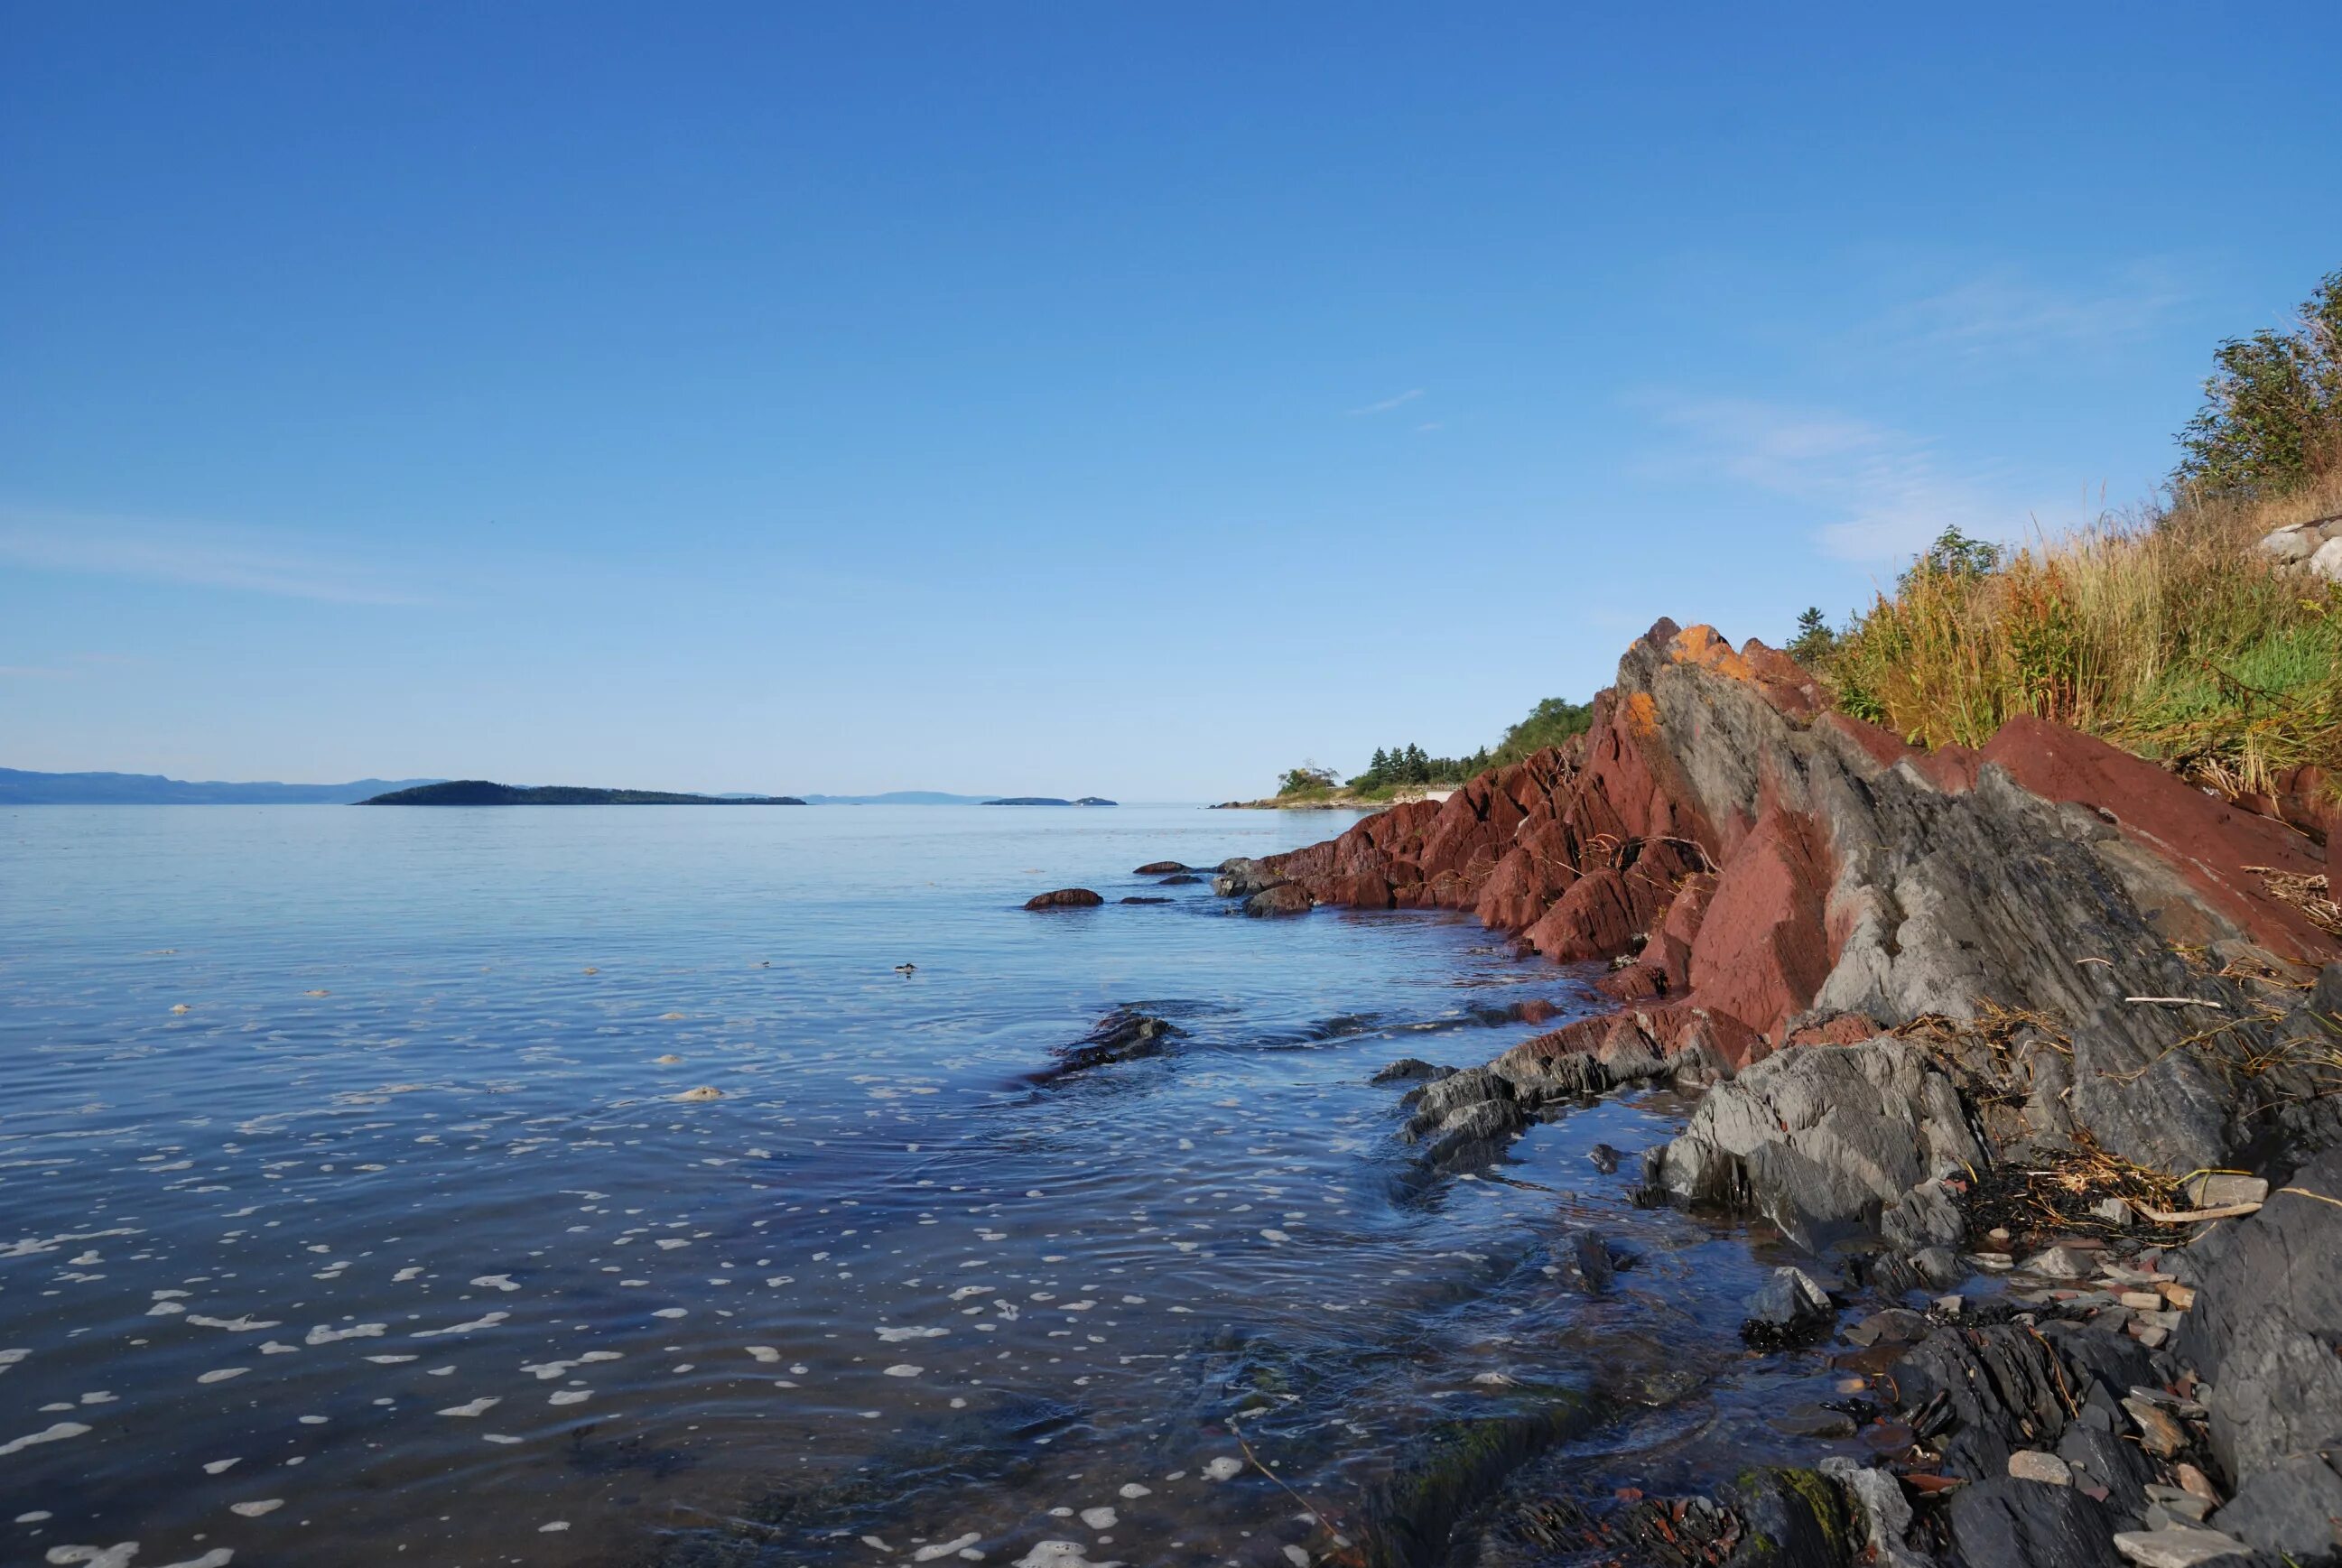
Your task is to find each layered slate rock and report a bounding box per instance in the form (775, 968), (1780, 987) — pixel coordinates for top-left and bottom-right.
(1643, 1038), (1985, 1251)
(2176, 1148), (2342, 1557)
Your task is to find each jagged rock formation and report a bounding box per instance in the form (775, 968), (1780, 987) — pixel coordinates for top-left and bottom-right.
(1267, 618), (2338, 1177)
(1246, 618), (2342, 1568)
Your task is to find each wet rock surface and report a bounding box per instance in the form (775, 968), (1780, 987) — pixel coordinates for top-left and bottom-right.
(1036, 1008), (1184, 1078)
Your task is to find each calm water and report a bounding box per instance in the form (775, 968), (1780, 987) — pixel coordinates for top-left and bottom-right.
(0, 806), (1843, 1568)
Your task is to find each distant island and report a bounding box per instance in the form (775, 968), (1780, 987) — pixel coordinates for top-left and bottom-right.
(796, 791), (999, 806)
(4, 765), (1103, 808)
(0, 767), (443, 805)
(358, 780), (805, 806)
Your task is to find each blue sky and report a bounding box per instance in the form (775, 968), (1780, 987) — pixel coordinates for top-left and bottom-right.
(5, 4), (2337, 800)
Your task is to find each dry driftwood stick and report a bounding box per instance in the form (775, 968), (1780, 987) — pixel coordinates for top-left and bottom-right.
(2125, 1198), (2264, 1223)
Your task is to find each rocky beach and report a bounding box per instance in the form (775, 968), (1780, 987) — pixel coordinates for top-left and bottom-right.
(1134, 617), (2342, 1567)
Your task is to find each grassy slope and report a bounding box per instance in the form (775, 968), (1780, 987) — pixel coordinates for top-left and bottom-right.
(1821, 473), (2341, 798)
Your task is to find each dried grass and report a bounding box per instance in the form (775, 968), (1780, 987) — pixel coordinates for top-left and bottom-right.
(1826, 472), (2342, 797)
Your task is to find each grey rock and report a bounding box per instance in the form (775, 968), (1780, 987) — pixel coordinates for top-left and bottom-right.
(1819, 1456), (1928, 1568)
(1911, 1246), (1962, 1287)
(1399, 1067), (1527, 1163)
(1845, 1308), (1930, 1347)
(1567, 1230), (1614, 1294)
(2258, 524), (2319, 565)
(1948, 1473), (2125, 1567)
(1041, 1009), (1183, 1078)
(1242, 883), (1314, 918)
(1645, 1038), (1984, 1251)
(2059, 1421), (2157, 1517)
(2025, 1245), (2096, 1279)
(1772, 1403), (1858, 1438)
(1741, 1265), (1834, 1347)
(1370, 1057), (1453, 1085)
(2110, 1525), (2252, 1567)
(2176, 1151), (2342, 1486)
(1895, 1322), (2075, 1479)
(2212, 1448), (2342, 1558)
(1212, 858), (1284, 897)
(2307, 535), (2342, 583)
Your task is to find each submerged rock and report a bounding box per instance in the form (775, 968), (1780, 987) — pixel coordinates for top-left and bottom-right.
(1037, 1009), (1183, 1079)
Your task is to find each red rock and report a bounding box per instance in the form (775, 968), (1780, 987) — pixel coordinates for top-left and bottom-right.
(1686, 803), (1834, 1040)
(1980, 715), (2333, 962)
(1024, 887), (1104, 910)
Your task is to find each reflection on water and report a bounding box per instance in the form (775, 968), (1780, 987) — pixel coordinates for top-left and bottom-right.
(1, 806), (1845, 1567)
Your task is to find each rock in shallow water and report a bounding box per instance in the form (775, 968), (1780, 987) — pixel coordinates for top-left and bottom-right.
(1741, 1265), (1834, 1348)
(1023, 887), (1103, 909)
(1242, 883), (1314, 918)
(1039, 1009), (1182, 1078)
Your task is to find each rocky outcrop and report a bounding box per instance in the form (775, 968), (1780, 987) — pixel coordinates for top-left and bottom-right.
(1267, 618), (2338, 1177)
(1644, 1038), (1985, 1251)
(1223, 618), (2342, 1568)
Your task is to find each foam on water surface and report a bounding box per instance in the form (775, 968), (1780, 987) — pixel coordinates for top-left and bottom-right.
(0, 804), (1845, 1565)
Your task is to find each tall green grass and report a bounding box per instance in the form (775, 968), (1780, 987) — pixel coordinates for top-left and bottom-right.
(1825, 473), (2342, 795)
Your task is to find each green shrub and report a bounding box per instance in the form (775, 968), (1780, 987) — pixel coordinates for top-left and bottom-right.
(2177, 269), (2342, 498)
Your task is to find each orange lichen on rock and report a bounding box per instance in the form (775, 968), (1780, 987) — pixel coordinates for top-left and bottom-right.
(1666, 624), (1755, 682)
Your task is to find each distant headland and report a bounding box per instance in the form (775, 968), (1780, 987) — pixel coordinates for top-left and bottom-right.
(980, 796), (1117, 807)
(358, 780), (805, 806)
(0, 767), (441, 805)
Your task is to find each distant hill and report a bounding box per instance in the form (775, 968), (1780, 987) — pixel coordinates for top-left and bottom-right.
(359, 780), (804, 806)
(795, 791), (999, 806)
(981, 796), (1118, 806)
(0, 767), (441, 805)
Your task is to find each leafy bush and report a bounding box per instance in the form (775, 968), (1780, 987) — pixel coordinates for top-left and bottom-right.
(2176, 269), (2342, 498)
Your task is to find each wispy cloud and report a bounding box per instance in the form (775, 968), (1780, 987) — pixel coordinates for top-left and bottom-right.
(1863, 262), (2189, 360)
(1346, 387), (1424, 416)
(0, 506), (429, 605)
(1647, 396), (2023, 562)
(0, 664), (71, 678)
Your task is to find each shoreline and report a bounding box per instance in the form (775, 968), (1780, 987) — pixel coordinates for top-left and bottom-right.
(1132, 619), (2341, 1565)
(1209, 786), (1456, 811)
